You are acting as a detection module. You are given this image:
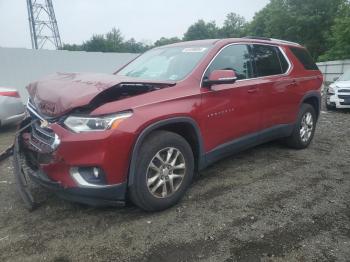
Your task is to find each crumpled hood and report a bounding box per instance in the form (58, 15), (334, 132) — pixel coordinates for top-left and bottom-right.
(26, 72), (175, 117)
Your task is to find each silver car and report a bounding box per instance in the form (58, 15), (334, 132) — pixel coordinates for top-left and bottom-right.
(0, 87), (25, 127)
(326, 70), (350, 110)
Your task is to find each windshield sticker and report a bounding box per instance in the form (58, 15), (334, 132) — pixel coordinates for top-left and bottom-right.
(169, 75), (179, 80)
(182, 47), (207, 53)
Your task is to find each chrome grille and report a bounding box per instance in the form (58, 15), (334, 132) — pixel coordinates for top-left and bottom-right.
(338, 89), (350, 93)
(32, 122), (55, 145)
(26, 100), (60, 153)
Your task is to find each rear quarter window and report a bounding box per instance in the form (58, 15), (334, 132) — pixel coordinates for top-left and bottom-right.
(290, 47), (319, 70)
(252, 45), (287, 77)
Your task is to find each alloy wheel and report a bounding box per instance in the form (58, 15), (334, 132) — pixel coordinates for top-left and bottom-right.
(299, 112), (313, 143)
(146, 147), (186, 198)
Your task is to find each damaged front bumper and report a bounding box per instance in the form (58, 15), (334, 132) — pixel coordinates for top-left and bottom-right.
(13, 117), (127, 210)
(326, 90), (350, 109)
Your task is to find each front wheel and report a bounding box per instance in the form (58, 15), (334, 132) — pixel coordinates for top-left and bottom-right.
(129, 131), (194, 211)
(285, 103), (317, 149)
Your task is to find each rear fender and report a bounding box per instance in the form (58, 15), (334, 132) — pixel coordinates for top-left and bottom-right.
(300, 91), (321, 119)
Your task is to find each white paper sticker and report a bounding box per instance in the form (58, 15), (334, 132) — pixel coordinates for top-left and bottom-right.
(182, 47), (207, 53)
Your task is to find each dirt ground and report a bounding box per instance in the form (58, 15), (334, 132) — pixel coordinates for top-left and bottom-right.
(0, 108), (349, 262)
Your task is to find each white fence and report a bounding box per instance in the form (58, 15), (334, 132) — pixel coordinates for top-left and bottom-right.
(317, 60), (350, 83)
(0, 48), (137, 102)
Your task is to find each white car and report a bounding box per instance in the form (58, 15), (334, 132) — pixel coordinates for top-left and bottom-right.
(326, 70), (350, 110)
(0, 87), (25, 127)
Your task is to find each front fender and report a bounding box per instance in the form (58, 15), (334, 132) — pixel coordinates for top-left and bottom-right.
(127, 117), (205, 186)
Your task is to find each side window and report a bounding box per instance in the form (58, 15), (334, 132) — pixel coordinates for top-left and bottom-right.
(205, 45), (253, 80)
(252, 45), (284, 77)
(290, 47), (318, 70)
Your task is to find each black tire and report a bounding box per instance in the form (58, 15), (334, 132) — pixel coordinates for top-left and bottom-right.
(128, 131), (194, 211)
(285, 103), (317, 149)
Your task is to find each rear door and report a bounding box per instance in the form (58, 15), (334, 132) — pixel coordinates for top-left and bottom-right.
(200, 44), (262, 152)
(251, 44), (295, 129)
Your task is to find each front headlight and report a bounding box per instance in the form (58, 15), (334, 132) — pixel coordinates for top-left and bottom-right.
(328, 85), (336, 94)
(64, 111), (133, 133)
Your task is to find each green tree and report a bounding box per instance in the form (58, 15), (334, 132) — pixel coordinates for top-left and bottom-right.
(61, 43), (83, 51)
(61, 1), (350, 60)
(247, 0), (289, 38)
(61, 28), (149, 53)
(154, 37), (182, 47)
(123, 38), (150, 53)
(105, 28), (125, 51)
(82, 34), (110, 52)
(248, 0), (345, 59)
(220, 12), (247, 38)
(319, 2), (350, 61)
(183, 20), (219, 41)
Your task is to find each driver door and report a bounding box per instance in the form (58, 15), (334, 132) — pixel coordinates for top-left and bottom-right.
(200, 44), (263, 153)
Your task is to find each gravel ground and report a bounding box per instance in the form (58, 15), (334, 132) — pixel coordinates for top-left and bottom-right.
(0, 108), (349, 262)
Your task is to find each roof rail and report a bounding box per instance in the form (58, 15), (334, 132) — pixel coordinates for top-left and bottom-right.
(242, 36), (301, 46)
(270, 38), (301, 46)
(242, 36), (271, 41)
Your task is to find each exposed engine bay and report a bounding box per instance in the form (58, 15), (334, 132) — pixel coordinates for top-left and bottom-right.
(86, 82), (173, 112)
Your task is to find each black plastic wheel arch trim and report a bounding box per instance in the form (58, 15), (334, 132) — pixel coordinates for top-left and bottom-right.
(127, 117), (206, 186)
(300, 91), (321, 119)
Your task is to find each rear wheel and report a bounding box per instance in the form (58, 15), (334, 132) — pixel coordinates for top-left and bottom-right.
(285, 103), (316, 149)
(129, 131), (194, 211)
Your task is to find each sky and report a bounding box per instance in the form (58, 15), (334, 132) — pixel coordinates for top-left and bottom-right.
(0, 0), (269, 49)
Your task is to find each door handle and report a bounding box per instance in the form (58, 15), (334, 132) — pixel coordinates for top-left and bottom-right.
(247, 87), (259, 93)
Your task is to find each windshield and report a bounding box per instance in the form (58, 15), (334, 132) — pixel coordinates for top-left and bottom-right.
(117, 45), (211, 81)
(338, 70), (350, 81)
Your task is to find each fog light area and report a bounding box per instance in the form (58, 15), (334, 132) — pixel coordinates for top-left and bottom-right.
(70, 167), (107, 187)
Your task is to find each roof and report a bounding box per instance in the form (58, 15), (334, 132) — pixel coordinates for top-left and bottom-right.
(162, 37), (302, 48)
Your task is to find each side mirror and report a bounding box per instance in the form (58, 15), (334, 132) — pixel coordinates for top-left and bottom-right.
(333, 77), (339, 82)
(203, 70), (237, 88)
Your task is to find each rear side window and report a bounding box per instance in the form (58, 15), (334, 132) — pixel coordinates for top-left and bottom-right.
(290, 47), (318, 70)
(205, 44), (253, 80)
(252, 45), (286, 77)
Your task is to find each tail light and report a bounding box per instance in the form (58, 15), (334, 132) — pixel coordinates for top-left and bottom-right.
(0, 91), (20, 98)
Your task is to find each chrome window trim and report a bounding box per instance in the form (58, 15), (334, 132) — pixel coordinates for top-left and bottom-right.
(200, 42), (293, 87)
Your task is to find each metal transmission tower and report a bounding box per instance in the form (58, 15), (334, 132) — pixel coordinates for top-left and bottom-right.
(26, 0), (62, 49)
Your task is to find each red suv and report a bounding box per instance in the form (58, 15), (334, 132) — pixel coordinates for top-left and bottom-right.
(14, 37), (323, 211)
